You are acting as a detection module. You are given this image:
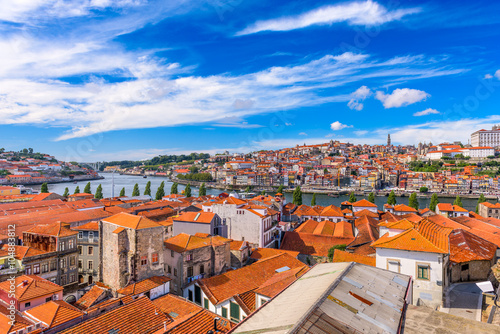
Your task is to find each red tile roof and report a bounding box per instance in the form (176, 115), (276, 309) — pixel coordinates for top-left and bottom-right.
(102, 212), (161, 230)
(0, 275), (63, 302)
(281, 231), (355, 257)
(371, 228), (448, 254)
(59, 296), (172, 334)
(164, 233), (231, 253)
(331, 250), (376, 267)
(117, 276), (171, 296)
(24, 300), (83, 329)
(449, 229), (497, 263)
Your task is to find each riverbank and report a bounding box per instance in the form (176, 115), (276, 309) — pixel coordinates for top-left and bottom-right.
(171, 177), (498, 200)
(3, 175), (104, 186)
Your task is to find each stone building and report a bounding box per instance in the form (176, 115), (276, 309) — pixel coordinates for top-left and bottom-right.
(478, 202), (500, 219)
(72, 222), (100, 286)
(0, 245), (58, 283)
(164, 233), (231, 295)
(23, 222), (79, 296)
(99, 213), (167, 291)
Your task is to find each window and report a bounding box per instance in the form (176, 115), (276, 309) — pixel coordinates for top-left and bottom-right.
(69, 239), (74, 249)
(60, 258), (67, 268)
(187, 266), (193, 278)
(88, 232), (94, 242)
(167, 265), (171, 274)
(186, 254), (192, 261)
(78, 260), (83, 269)
(25, 265), (32, 275)
(78, 246), (82, 255)
(70, 256), (76, 266)
(387, 259), (400, 273)
(25, 302), (31, 308)
(152, 253), (158, 264)
(41, 263), (48, 273)
(88, 260), (93, 270)
(141, 256), (147, 266)
(199, 264), (204, 275)
(417, 264), (430, 280)
(462, 264), (469, 271)
(222, 307), (228, 319)
(61, 275), (67, 285)
(230, 301), (240, 322)
(188, 290), (193, 301)
(45, 297), (52, 302)
(194, 285), (202, 304)
(50, 261), (57, 271)
(59, 242), (65, 251)
(204, 298), (209, 309)
(70, 274), (76, 283)
(174, 268), (177, 276)
(261, 298), (267, 306)
(171, 250), (174, 257)
(33, 264), (40, 274)
(88, 246), (93, 256)
(78, 231), (83, 239)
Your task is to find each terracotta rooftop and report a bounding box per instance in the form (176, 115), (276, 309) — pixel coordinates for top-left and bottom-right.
(71, 221), (98, 231)
(74, 285), (108, 310)
(24, 300), (83, 329)
(0, 275), (63, 302)
(352, 199), (377, 208)
(102, 212), (161, 230)
(281, 231), (355, 257)
(331, 250), (376, 267)
(1, 244), (48, 259)
(249, 248), (299, 261)
(59, 296), (172, 334)
(198, 253), (307, 305)
(164, 233), (231, 253)
(371, 228), (448, 254)
(117, 276), (171, 296)
(173, 212), (216, 224)
(24, 221), (77, 237)
(449, 229), (497, 263)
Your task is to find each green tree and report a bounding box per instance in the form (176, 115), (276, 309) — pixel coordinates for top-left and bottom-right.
(144, 181), (151, 196)
(63, 187), (69, 197)
(74, 186), (80, 194)
(476, 193), (486, 213)
(95, 184), (103, 199)
(292, 186), (302, 205)
(132, 183), (140, 196)
(170, 182), (178, 195)
(454, 195), (463, 208)
(83, 182), (92, 194)
(156, 181), (165, 200)
(328, 244), (347, 261)
(260, 190), (266, 195)
(409, 193), (419, 210)
(323, 168), (328, 174)
(40, 182), (48, 193)
(199, 182), (207, 196)
(120, 187), (126, 197)
(387, 190), (397, 206)
(429, 193), (439, 212)
(311, 193), (317, 206)
(348, 192), (357, 203)
(184, 184), (192, 197)
(368, 192), (375, 203)
(419, 186), (428, 193)
(276, 185), (284, 194)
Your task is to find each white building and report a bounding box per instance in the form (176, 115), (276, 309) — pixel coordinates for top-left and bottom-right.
(372, 220), (452, 308)
(471, 126), (500, 147)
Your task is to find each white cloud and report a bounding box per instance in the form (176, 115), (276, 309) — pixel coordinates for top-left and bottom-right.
(236, 0), (420, 36)
(299, 132), (308, 136)
(484, 74), (493, 79)
(330, 121), (352, 131)
(354, 130), (368, 136)
(413, 108), (439, 116)
(375, 88), (430, 108)
(347, 85), (371, 110)
(495, 69), (500, 80)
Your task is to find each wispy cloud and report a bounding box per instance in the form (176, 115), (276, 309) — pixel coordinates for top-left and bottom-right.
(236, 0), (420, 36)
(347, 85), (371, 110)
(413, 108), (439, 117)
(375, 88), (430, 108)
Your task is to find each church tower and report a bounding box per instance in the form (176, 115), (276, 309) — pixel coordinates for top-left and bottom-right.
(387, 134), (391, 146)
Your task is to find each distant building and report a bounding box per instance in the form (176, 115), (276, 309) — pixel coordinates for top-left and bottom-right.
(478, 202), (500, 219)
(173, 211), (227, 238)
(471, 126), (500, 148)
(72, 222), (100, 285)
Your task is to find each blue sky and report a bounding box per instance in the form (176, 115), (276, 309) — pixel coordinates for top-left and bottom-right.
(1, 0), (500, 161)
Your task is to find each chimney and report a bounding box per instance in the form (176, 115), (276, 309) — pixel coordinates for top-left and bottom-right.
(214, 317), (219, 331)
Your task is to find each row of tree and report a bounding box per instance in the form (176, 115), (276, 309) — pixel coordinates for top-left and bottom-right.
(177, 173), (213, 182)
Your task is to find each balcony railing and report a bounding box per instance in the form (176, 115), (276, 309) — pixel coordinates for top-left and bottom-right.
(186, 273), (204, 284)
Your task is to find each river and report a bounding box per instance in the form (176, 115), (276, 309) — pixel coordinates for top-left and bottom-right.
(31, 173), (481, 212)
